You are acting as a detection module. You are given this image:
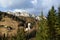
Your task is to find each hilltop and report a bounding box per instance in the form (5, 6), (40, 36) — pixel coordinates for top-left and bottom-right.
(0, 11), (39, 40)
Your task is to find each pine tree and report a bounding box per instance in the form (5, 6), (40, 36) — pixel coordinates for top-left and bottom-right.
(57, 6), (60, 40)
(47, 6), (57, 40)
(36, 11), (49, 40)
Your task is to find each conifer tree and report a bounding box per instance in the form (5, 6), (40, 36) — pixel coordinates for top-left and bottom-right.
(36, 11), (48, 40)
(47, 6), (57, 40)
(57, 6), (60, 40)
(58, 6), (60, 28)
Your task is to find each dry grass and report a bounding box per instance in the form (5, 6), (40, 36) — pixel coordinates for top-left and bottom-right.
(0, 13), (39, 40)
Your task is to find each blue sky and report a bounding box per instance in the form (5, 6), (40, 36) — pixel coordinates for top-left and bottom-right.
(0, 0), (60, 16)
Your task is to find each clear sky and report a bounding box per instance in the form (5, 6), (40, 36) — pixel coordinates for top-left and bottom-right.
(0, 0), (60, 16)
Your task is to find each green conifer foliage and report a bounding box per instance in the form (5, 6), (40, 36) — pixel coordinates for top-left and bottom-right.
(47, 6), (57, 40)
(56, 6), (60, 40)
(36, 11), (48, 40)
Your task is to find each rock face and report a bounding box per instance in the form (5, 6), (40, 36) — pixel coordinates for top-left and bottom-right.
(0, 11), (38, 39)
